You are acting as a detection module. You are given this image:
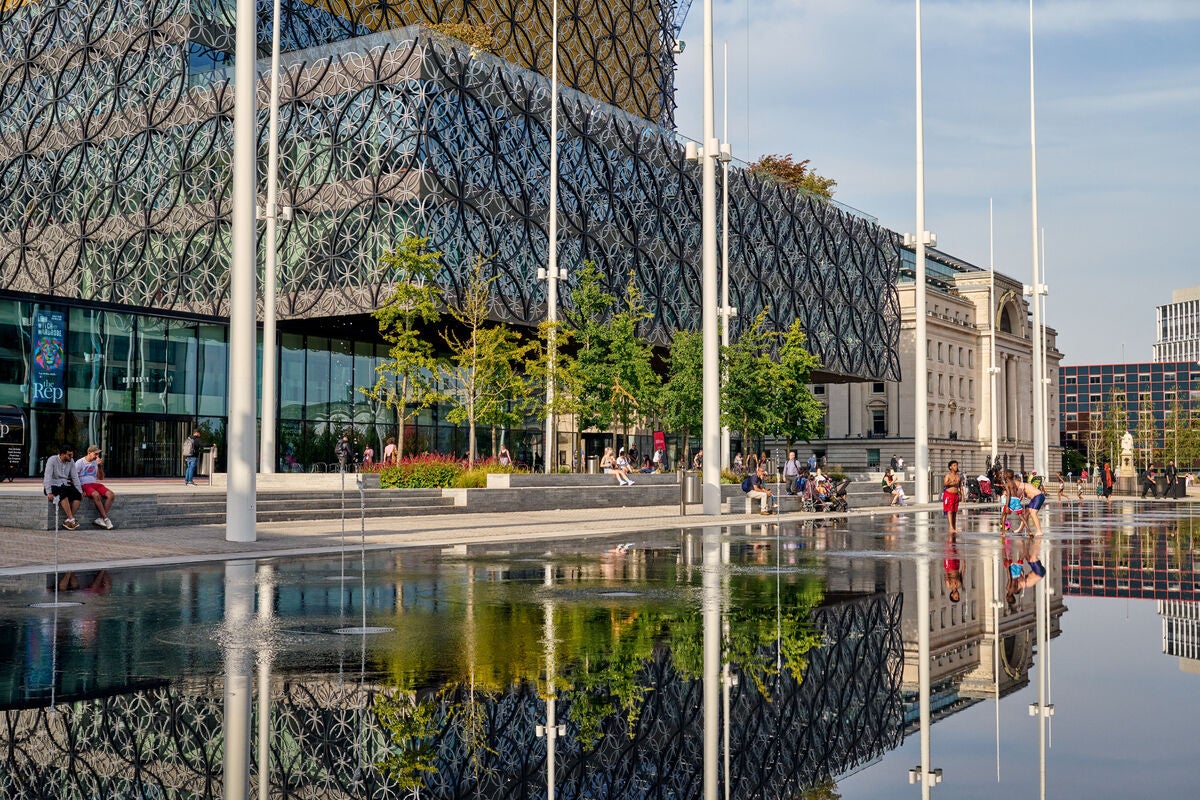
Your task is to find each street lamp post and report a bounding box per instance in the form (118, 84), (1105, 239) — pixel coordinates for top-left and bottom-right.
(1028, 0), (1048, 478)
(699, 0), (722, 514)
(905, 0), (935, 505)
(227, 0), (257, 542)
(540, 0), (564, 474)
(989, 200), (998, 469)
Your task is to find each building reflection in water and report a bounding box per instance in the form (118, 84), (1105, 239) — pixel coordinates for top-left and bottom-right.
(0, 520), (1090, 798)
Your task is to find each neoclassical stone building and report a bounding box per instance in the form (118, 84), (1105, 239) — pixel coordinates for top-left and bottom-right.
(808, 248), (1063, 477)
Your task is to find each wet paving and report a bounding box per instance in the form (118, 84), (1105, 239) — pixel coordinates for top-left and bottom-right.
(0, 501), (1198, 798)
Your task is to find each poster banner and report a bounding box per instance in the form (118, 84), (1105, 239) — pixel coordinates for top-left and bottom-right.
(31, 309), (66, 406)
(0, 404), (26, 481)
(653, 431), (666, 454)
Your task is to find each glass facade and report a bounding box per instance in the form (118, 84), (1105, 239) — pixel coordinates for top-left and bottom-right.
(0, 299), (539, 477)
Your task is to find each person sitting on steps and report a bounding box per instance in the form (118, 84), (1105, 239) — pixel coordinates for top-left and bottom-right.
(743, 465), (774, 514)
(76, 445), (115, 529)
(43, 444), (82, 530)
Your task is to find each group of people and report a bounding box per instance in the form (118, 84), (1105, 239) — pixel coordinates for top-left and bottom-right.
(42, 429), (208, 531)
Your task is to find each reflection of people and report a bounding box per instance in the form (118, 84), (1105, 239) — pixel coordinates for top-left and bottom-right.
(76, 445), (115, 529)
(55, 569), (111, 594)
(43, 444), (82, 530)
(1004, 534), (1046, 610)
(182, 429), (202, 486)
(943, 533), (963, 603)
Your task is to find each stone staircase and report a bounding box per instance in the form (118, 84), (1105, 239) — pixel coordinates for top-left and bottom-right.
(154, 489), (456, 526)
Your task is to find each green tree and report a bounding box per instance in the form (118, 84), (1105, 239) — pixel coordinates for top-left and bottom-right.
(1136, 390), (1156, 469)
(770, 320), (824, 446)
(721, 309), (778, 450)
(364, 236), (445, 457)
(660, 328), (704, 467)
(525, 320), (584, 441)
(565, 263), (658, 446)
(1097, 386), (1129, 466)
(441, 257), (532, 466)
(747, 154), (837, 199)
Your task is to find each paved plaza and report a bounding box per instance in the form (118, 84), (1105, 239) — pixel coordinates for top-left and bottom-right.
(2, 475), (1195, 576)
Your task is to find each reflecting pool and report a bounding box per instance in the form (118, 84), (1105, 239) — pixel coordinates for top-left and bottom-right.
(2, 503), (1199, 798)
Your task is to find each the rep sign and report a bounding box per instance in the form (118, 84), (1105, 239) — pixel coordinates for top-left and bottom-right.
(30, 309), (66, 405)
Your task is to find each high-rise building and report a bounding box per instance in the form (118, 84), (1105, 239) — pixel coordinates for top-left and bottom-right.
(1154, 286), (1200, 363)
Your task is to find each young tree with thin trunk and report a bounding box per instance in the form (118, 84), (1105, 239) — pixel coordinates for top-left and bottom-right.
(441, 258), (534, 467)
(770, 320), (824, 447)
(661, 328), (703, 468)
(364, 236), (445, 457)
(721, 309), (777, 453)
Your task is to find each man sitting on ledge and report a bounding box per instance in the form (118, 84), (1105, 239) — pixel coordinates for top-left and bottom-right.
(76, 445), (115, 529)
(742, 465), (774, 515)
(43, 444), (82, 530)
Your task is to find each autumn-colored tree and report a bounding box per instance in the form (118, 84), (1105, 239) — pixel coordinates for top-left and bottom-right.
(747, 154), (837, 199)
(428, 22), (498, 53)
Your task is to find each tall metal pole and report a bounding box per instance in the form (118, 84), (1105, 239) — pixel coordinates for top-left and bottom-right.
(259, 0), (283, 474)
(543, 0), (559, 474)
(913, 0), (930, 504)
(1029, 0), (1047, 477)
(720, 43), (731, 471)
(989, 200), (999, 467)
(701, 0), (721, 514)
(1040, 227), (1050, 473)
(228, 0), (258, 542)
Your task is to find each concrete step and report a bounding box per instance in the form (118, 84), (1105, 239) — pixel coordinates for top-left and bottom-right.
(165, 503), (460, 526)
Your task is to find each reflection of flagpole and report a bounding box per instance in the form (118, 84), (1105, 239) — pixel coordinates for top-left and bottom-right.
(703, 528), (721, 800)
(1029, 536), (1054, 800)
(223, 561), (256, 800)
(992, 545), (1002, 782)
(257, 565), (274, 800)
(721, 537), (732, 800)
(909, 515), (940, 797)
(538, 565), (563, 800)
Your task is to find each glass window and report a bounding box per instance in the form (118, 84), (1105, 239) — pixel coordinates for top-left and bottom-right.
(871, 381), (885, 394)
(871, 409), (886, 435)
(280, 332), (305, 420)
(102, 312), (135, 412)
(198, 324), (227, 417)
(329, 338), (354, 424)
(305, 336), (330, 422)
(0, 299), (27, 406)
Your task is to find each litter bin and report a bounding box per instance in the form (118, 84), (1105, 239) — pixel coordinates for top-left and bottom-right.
(683, 469), (702, 504)
(200, 445), (217, 477)
(586, 455), (600, 475)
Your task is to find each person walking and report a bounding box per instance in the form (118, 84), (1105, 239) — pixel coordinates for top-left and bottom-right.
(783, 450), (801, 494)
(1141, 464), (1159, 499)
(361, 444), (374, 467)
(1100, 458), (1115, 507)
(383, 437), (397, 465)
(942, 460), (963, 534)
(1165, 460), (1179, 500)
(335, 435), (355, 473)
(44, 444), (83, 530)
(182, 429), (203, 486)
(76, 445), (115, 529)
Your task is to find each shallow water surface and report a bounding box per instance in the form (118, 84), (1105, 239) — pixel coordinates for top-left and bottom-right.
(1, 502), (1197, 798)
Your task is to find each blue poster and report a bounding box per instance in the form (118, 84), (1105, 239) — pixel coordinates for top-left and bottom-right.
(31, 309), (66, 405)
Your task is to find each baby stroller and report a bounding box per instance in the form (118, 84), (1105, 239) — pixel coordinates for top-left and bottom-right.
(977, 476), (994, 502)
(801, 480), (826, 513)
(964, 478), (983, 503)
(828, 478), (851, 512)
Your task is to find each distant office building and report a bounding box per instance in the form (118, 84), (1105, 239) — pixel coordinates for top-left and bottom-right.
(1058, 361), (1200, 468)
(809, 247), (1062, 476)
(1154, 286), (1200, 363)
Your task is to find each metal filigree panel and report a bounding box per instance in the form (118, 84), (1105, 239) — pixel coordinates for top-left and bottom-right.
(0, 0), (901, 382)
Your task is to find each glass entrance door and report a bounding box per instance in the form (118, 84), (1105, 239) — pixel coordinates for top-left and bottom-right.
(107, 416), (192, 477)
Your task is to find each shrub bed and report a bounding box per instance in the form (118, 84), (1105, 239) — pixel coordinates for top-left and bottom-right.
(379, 454), (464, 488)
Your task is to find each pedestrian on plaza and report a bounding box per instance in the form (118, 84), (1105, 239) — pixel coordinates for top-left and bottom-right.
(652, 447), (664, 473)
(890, 454), (899, 471)
(1005, 469), (1046, 535)
(942, 460), (963, 533)
(182, 429), (203, 486)
(1100, 458), (1114, 507)
(498, 445), (512, 467)
(693, 449), (703, 470)
(335, 435), (355, 473)
(1164, 460), (1179, 500)
(1141, 464), (1159, 499)
(75, 445), (115, 529)
(383, 437), (397, 464)
(807, 452), (818, 473)
(742, 465), (774, 514)
(882, 468), (905, 506)
(615, 448), (635, 485)
(44, 444), (82, 530)
(733, 452), (743, 473)
(362, 444), (375, 467)
(1056, 471), (1066, 502)
(783, 450), (801, 494)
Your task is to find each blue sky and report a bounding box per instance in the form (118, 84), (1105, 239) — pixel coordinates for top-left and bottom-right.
(673, 0), (1200, 365)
